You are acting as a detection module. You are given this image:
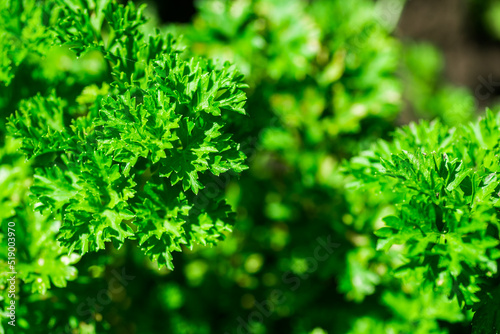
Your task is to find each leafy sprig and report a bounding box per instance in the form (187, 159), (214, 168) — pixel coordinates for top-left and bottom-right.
(348, 110), (500, 330)
(7, 0), (248, 269)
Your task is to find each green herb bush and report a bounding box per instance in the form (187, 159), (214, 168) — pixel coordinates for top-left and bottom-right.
(348, 110), (500, 333)
(0, 0), (493, 333)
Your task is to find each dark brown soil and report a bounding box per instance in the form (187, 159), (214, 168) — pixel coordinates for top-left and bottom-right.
(397, 0), (500, 108)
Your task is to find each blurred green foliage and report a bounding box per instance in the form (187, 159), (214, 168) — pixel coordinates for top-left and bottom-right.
(0, 0), (491, 333)
(401, 42), (476, 125)
(469, 0), (500, 41)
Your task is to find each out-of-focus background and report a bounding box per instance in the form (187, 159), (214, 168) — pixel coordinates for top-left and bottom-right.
(154, 0), (500, 110)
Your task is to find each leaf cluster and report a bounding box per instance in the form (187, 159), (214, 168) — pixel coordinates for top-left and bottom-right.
(349, 110), (500, 329)
(7, 0), (249, 269)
